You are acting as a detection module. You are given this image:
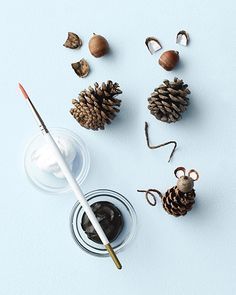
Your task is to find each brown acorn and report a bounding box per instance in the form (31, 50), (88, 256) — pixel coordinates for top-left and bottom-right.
(159, 50), (179, 71)
(88, 33), (109, 57)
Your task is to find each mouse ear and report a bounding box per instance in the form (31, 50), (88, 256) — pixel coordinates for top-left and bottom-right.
(188, 169), (199, 181)
(176, 30), (190, 46)
(174, 167), (186, 179)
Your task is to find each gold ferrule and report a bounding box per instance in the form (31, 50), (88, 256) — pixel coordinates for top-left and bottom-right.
(105, 244), (122, 270)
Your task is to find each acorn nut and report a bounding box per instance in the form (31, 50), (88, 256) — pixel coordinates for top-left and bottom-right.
(177, 176), (194, 193)
(88, 33), (109, 57)
(159, 50), (179, 71)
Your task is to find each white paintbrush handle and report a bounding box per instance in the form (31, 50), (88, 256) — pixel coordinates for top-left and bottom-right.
(20, 87), (121, 268)
(44, 132), (109, 245)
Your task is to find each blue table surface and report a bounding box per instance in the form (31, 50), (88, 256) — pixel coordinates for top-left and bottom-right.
(1, 0), (236, 294)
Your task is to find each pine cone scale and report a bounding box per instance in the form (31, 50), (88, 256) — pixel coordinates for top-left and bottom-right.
(148, 78), (190, 123)
(162, 186), (196, 217)
(70, 81), (122, 130)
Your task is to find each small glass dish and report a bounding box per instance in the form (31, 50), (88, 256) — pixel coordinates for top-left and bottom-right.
(24, 128), (90, 194)
(70, 189), (137, 257)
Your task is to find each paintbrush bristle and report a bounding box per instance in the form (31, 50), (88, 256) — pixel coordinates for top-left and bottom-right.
(18, 83), (29, 99)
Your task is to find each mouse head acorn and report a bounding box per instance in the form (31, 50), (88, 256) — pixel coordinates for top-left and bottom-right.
(138, 167), (199, 217)
(175, 167), (199, 193)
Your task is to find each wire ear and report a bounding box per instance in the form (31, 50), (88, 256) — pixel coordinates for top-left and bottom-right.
(174, 167), (186, 179)
(188, 169), (199, 181)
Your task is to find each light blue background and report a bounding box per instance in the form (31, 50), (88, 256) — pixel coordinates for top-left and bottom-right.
(0, 0), (236, 294)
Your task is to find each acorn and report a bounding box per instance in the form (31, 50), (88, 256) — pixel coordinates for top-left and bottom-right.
(177, 175), (194, 193)
(159, 50), (179, 71)
(88, 33), (109, 57)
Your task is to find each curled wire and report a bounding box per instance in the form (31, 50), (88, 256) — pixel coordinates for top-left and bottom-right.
(145, 122), (177, 162)
(137, 189), (163, 206)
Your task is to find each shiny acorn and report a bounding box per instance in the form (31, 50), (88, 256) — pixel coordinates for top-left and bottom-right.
(88, 33), (109, 57)
(159, 50), (179, 71)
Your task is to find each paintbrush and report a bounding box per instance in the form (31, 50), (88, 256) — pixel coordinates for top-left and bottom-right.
(19, 83), (122, 270)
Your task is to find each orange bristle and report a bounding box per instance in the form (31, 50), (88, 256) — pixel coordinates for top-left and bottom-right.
(18, 83), (29, 99)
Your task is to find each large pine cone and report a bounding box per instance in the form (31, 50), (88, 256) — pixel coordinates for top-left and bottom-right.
(70, 81), (122, 130)
(162, 186), (195, 217)
(148, 77), (191, 123)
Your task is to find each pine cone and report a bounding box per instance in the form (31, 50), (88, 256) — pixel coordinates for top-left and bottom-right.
(162, 186), (195, 217)
(70, 80), (122, 130)
(148, 77), (191, 123)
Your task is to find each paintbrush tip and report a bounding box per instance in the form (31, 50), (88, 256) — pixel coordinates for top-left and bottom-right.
(18, 83), (29, 99)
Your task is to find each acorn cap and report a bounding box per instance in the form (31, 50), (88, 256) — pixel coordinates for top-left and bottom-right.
(71, 59), (90, 78)
(63, 32), (82, 49)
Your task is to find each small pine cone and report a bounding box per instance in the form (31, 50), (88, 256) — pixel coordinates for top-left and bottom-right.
(148, 77), (191, 123)
(162, 186), (195, 217)
(70, 80), (122, 130)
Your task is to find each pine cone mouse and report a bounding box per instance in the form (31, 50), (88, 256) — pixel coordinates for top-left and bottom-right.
(70, 80), (122, 130)
(138, 167), (199, 217)
(148, 77), (191, 123)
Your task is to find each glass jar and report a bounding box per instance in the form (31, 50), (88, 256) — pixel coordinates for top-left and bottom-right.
(24, 128), (90, 194)
(70, 189), (137, 257)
